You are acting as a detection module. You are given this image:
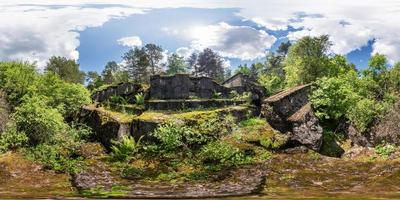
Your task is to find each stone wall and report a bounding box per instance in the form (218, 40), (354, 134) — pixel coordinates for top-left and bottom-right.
(92, 83), (144, 103)
(261, 84), (323, 151)
(149, 74), (232, 100)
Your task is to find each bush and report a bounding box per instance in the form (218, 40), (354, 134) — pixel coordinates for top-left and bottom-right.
(151, 121), (186, 153)
(310, 74), (360, 121)
(24, 144), (82, 173)
(135, 93), (145, 106)
(375, 144), (396, 159)
(0, 123), (28, 153)
(346, 98), (383, 133)
(12, 96), (66, 144)
(110, 136), (142, 162)
(199, 141), (249, 166)
(109, 95), (127, 105)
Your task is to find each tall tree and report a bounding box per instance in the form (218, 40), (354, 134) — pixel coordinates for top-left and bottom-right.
(101, 61), (119, 84)
(122, 47), (150, 83)
(188, 52), (199, 76)
(166, 53), (187, 75)
(86, 71), (103, 91)
(45, 56), (85, 84)
(144, 44), (164, 75)
(197, 48), (225, 82)
(277, 41), (292, 56)
(284, 35), (332, 86)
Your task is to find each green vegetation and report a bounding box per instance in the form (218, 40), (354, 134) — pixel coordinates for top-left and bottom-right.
(0, 61), (91, 173)
(110, 136), (142, 162)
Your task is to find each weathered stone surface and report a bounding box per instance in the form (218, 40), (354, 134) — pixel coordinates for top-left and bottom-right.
(146, 99), (246, 110)
(73, 163), (267, 199)
(92, 83), (144, 103)
(79, 106), (132, 148)
(149, 74), (232, 100)
(261, 84), (323, 151)
(369, 101), (400, 145)
(288, 104), (323, 151)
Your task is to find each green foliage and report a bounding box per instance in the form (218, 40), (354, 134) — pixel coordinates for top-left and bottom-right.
(346, 99), (384, 133)
(45, 56), (86, 84)
(375, 143), (396, 159)
(0, 123), (28, 153)
(24, 143), (83, 173)
(109, 95), (127, 105)
(199, 141), (250, 166)
(284, 35), (332, 86)
(0, 61), (37, 106)
(150, 115), (237, 155)
(12, 96), (66, 145)
(310, 73), (359, 120)
(258, 72), (285, 95)
(212, 91), (222, 99)
(32, 73), (91, 117)
(240, 117), (266, 127)
(134, 93), (145, 106)
(166, 53), (187, 75)
(151, 121), (188, 153)
(110, 136), (142, 162)
(81, 186), (129, 198)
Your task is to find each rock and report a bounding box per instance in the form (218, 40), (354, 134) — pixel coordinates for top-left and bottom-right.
(369, 101), (400, 146)
(288, 104), (323, 151)
(261, 84), (323, 151)
(73, 163), (267, 198)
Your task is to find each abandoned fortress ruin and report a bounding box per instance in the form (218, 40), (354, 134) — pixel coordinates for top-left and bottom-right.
(82, 73), (323, 151)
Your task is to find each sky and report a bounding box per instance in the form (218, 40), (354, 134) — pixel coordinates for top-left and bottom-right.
(2, 0), (400, 73)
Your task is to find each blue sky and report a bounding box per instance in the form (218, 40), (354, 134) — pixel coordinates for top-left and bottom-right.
(1, 1), (398, 73)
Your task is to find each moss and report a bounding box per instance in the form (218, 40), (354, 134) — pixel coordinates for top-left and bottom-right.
(80, 185), (129, 198)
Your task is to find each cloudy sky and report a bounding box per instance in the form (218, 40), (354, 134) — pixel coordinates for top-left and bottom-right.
(2, 0), (400, 72)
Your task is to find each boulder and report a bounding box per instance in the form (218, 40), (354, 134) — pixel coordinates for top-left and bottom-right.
(261, 84), (323, 151)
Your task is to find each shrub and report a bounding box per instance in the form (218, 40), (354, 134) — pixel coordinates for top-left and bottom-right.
(110, 136), (142, 162)
(310, 74), (360, 121)
(240, 118), (266, 127)
(12, 96), (66, 144)
(0, 123), (28, 153)
(346, 98), (383, 133)
(24, 144), (82, 173)
(109, 95), (127, 105)
(151, 122), (186, 152)
(135, 93), (145, 106)
(375, 144), (396, 159)
(212, 91), (222, 99)
(199, 141), (248, 166)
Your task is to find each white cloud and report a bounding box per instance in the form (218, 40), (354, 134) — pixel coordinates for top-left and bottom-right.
(0, 4), (144, 68)
(117, 36), (143, 47)
(3, 1), (400, 66)
(187, 22), (276, 60)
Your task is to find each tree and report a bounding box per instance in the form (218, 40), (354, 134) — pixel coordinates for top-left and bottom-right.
(284, 35), (332, 86)
(45, 56), (85, 84)
(188, 53), (199, 76)
(197, 48), (225, 82)
(86, 71), (103, 91)
(123, 47), (150, 83)
(166, 53), (187, 75)
(102, 61), (119, 84)
(144, 44), (164, 75)
(235, 64), (251, 75)
(277, 41), (291, 56)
